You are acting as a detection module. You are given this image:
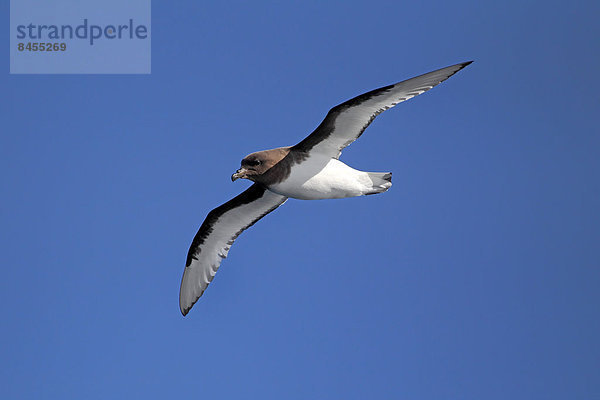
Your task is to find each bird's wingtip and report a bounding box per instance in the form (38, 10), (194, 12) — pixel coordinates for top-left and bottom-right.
(180, 304), (189, 316)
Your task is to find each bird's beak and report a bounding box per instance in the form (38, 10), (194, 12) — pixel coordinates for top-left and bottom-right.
(231, 168), (247, 182)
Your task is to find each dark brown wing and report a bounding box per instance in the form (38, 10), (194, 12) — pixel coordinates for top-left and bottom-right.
(293, 61), (472, 158)
(179, 184), (287, 315)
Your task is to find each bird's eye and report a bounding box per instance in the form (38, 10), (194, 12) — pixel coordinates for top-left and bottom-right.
(246, 160), (261, 166)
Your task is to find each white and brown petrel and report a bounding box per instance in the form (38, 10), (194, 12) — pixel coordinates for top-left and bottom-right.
(179, 61), (472, 315)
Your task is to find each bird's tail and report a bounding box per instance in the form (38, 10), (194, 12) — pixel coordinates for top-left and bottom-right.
(364, 172), (392, 195)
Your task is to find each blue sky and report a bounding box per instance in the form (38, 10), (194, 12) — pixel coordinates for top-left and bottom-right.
(2, 1), (599, 399)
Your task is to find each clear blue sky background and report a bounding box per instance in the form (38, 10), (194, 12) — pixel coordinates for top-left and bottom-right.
(2, 1), (599, 399)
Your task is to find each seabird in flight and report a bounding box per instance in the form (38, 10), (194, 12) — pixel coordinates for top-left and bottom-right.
(179, 61), (472, 315)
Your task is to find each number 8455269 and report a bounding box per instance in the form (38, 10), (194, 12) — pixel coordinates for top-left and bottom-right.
(18, 42), (67, 51)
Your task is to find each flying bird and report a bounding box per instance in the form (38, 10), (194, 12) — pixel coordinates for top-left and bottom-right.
(179, 61), (472, 315)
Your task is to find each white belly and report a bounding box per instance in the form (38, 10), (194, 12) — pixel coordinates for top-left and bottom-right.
(268, 158), (376, 200)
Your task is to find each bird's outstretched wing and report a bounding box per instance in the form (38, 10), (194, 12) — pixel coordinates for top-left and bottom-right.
(179, 184), (287, 315)
(293, 61), (472, 159)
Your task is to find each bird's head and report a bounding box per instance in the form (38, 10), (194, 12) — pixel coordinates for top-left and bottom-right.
(231, 152), (270, 182)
